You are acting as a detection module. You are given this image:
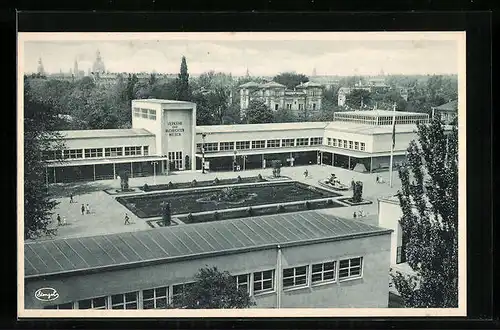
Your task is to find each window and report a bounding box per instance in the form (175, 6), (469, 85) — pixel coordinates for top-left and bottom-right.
(339, 257), (363, 280)
(104, 147), (123, 157)
(203, 143), (219, 152)
(343, 140), (348, 148)
(312, 103), (317, 110)
(296, 138), (309, 146)
(236, 141), (250, 150)
(299, 104), (304, 110)
(62, 149), (83, 159)
(44, 302), (73, 310)
(124, 146), (142, 156)
(42, 150), (56, 160)
(354, 142), (359, 150)
(234, 274), (250, 293)
(327, 138), (332, 146)
(143, 146), (149, 156)
(78, 296), (107, 309)
(311, 261), (336, 284)
(253, 270), (274, 294)
(252, 140), (266, 149)
(111, 291), (138, 309)
(274, 104), (279, 111)
(348, 141), (353, 149)
(286, 104), (292, 110)
(196, 143), (203, 152)
(283, 265), (308, 289)
(310, 137), (323, 145)
(282, 139), (295, 147)
(360, 143), (365, 151)
(148, 109), (157, 120)
(142, 287), (168, 309)
(84, 148), (103, 158)
(267, 139), (280, 148)
(220, 142), (234, 151)
(332, 138), (337, 147)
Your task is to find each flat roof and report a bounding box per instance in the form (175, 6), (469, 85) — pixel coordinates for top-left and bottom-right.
(132, 99), (195, 105)
(325, 122), (419, 135)
(59, 128), (154, 139)
(45, 155), (167, 167)
(196, 122), (328, 134)
(24, 211), (391, 279)
(336, 110), (427, 117)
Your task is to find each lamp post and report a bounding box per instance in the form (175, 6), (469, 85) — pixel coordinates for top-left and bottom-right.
(201, 133), (207, 174)
(151, 161), (158, 185)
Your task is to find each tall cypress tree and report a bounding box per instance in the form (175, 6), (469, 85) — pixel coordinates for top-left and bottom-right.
(175, 56), (191, 101)
(391, 115), (458, 307)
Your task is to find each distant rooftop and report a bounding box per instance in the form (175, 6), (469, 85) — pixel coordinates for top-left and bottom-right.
(325, 122), (420, 135)
(24, 211), (391, 279)
(58, 128), (154, 140)
(432, 99), (458, 111)
(337, 110), (428, 117)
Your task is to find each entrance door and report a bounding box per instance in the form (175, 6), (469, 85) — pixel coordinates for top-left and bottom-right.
(168, 151), (183, 171)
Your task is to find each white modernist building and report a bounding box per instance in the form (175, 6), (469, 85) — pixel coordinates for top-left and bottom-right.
(43, 99), (434, 184)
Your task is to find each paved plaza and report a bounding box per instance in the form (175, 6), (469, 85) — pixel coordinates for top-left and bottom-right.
(35, 165), (402, 242)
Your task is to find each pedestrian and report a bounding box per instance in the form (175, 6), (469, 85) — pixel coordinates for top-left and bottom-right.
(86, 204), (90, 214)
(376, 175), (379, 183)
(69, 194), (73, 203)
(351, 178), (355, 190)
(81, 204), (85, 215)
(124, 213), (130, 225)
(304, 169), (308, 178)
(353, 211), (357, 219)
(57, 214), (62, 226)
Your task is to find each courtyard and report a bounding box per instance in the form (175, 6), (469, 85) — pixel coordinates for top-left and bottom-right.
(36, 164), (403, 241)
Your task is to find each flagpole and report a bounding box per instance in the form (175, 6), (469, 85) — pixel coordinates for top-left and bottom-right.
(389, 102), (396, 188)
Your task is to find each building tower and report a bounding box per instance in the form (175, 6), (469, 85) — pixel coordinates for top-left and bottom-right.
(73, 59), (79, 77)
(312, 67), (317, 77)
(245, 67), (250, 77)
(92, 49), (106, 74)
(37, 58), (45, 75)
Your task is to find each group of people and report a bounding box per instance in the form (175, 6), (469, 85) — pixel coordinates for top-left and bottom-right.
(70, 193), (93, 216)
(352, 209), (367, 219)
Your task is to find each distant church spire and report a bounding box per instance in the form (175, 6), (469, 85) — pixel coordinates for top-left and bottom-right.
(245, 67), (250, 77)
(37, 57), (45, 75)
(92, 49), (106, 74)
(73, 58), (79, 77)
(312, 67), (317, 77)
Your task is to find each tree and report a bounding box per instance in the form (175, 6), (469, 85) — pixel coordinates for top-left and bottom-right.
(345, 89), (372, 109)
(24, 78), (64, 239)
(244, 100), (273, 124)
(271, 160), (282, 178)
(273, 72), (309, 90)
(391, 116), (458, 308)
(352, 181), (363, 203)
(171, 266), (254, 309)
(118, 171), (130, 191)
(175, 56), (191, 101)
(273, 108), (298, 123)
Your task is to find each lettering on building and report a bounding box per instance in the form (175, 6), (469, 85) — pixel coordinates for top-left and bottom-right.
(166, 121), (184, 137)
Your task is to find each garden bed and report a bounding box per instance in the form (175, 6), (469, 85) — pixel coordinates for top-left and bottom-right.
(178, 198), (346, 224)
(139, 175), (268, 192)
(103, 188), (141, 195)
(116, 181), (342, 218)
(317, 180), (350, 192)
(337, 197), (373, 206)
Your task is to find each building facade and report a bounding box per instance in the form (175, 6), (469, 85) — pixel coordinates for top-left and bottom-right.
(24, 211), (392, 309)
(239, 81), (323, 118)
(43, 100), (434, 184)
(431, 99), (458, 125)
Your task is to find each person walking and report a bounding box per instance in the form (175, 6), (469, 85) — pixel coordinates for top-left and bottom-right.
(81, 204), (85, 215)
(304, 169), (308, 178)
(376, 175), (379, 183)
(86, 204), (90, 214)
(57, 214), (62, 226)
(124, 213), (130, 225)
(353, 211), (357, 219)
(69, 194), (74, 203)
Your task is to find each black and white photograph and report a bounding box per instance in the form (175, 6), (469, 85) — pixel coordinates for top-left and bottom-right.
(17, 31), (466, 317)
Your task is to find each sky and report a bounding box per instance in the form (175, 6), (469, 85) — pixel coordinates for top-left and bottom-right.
(20, 33), (461, 76)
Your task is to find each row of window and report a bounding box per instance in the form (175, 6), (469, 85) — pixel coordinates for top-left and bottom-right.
(44, 257), (363, 310)
(197, 137), (324, 153)
(326, 138), (366, 151)
(43, 146), (149, 160)
(133, 107), (157, 120)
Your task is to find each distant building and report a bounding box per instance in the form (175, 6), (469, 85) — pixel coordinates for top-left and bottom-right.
(37, 58), (45, 75)
(92, 49), (106, 74)
(431, 99), (458, 125)
(239, 81), (323, 119)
